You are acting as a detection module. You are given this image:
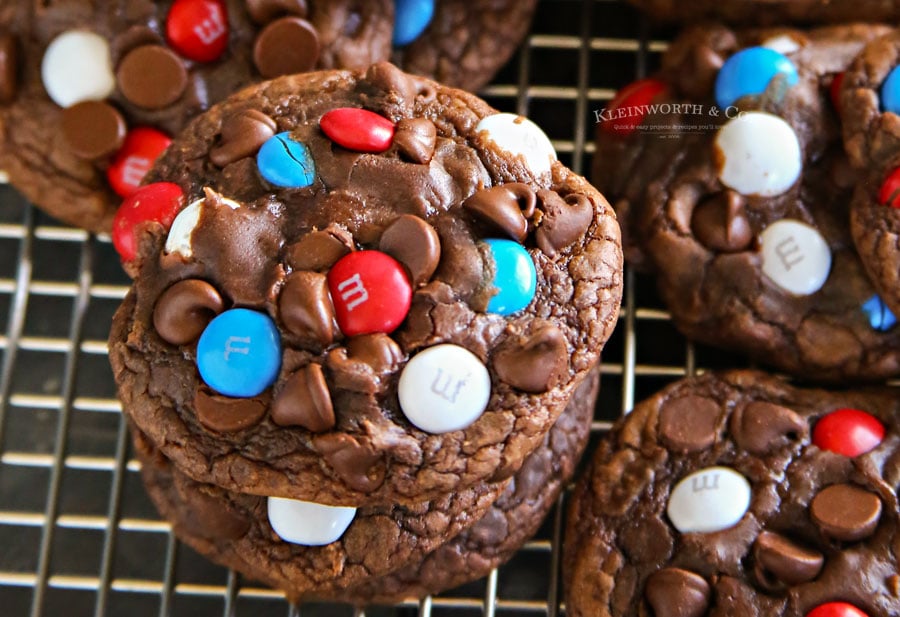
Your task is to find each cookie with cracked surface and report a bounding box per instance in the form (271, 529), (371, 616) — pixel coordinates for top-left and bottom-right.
(594, 23), (900, 382)
(0, 0), (392, 233)
(564, 369), (900, 617)
(391, 0), (538, 92)
(136, 368), (597, 602)
(626, 0), (900, 25)
(108, 63), (622, 505)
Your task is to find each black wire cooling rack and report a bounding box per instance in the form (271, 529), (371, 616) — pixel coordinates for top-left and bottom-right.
(0, 1), (753, 615)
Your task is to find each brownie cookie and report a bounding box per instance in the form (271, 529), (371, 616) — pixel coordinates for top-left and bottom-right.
(0, 0), (392, 233)
(594, 24), (900, 382)
(137, 369), (597, 603)
(626, 0), (900, 25)
(840, 30), (900, 321)
(391, 0), (538, 92)
(565, 370), (900, 617)
(108, 63), (623, 505)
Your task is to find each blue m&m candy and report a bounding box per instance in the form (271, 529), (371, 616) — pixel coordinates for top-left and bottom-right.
(257, 132), (316, 188)
(714, 47), (799, 110)
(862, 294), (897, 331)
(393, 0), (435, 46)
(881, 65), (900, 114)
(197, 308), (282, 398)
(481, 238), (537, 315)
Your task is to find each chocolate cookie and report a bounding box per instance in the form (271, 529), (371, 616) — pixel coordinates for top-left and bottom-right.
(626, 0), (900, 25)
(391, 0), (538, 92)
(594, 24), (900, 382)
(840, 30), (900, 321)
(565, 369), (900, 617)
(137, 369), (597, 603)
(0, 0), (392, 233)
(108, 63), (623, 505)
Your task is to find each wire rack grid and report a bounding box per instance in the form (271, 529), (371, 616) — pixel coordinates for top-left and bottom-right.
(0, 1), (738, 616)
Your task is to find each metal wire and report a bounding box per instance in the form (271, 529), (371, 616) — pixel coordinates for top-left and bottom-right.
(0, 1), (699, 615)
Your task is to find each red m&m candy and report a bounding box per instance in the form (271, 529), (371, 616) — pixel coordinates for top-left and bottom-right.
(829, 71), (845, 113)
(327, 251), (412, 336)
(107, 127), (172, 198)
(877, 167), (900, 208)
(813, 408), (885, 457)
(599, 78), (667, 137)
(320, 108), (395, 153)
(806, 602), (869, 617)
(112, 182), (185, 262)
(166, 0), (229, 63)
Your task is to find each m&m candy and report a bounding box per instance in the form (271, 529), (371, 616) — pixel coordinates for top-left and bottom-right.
(881, 64), (900, 115)
(806, 602), (869, 617)
(481, 238), (537, 315)
(327, 251), (412, 336)
(877, 166), (900, 208)
(476, 113), (556, 177)
(714, 46), (799, 110)
(166, 0), (229, 63)
(112, 182), (185, 262)
(320, 108), (395, 153)
(600, 78), (668, 137)
(267, 497), (356, 546)
(257, 132), (316, 188)
(107, 127), (173, 198)
(666, 466), (751, 534)
(813, 408), (885, 457)
(393, 0), (435, 46)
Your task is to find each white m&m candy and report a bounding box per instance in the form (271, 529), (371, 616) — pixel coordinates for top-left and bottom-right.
(714, 112), (801, 197)
(760, 219), (831, 296)
(165, 195), (240, 258)
(476, 113), (556, 177)
(398, 344), (491, 434)
(41, 30), (116, 108)
(667, 466), (751, 534)
(267, 497), (356, 546)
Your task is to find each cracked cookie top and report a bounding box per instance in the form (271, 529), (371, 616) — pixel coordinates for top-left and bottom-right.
(108, 63), (622, 506)
(594, 24), (900, 382)
(564, 369), (900, 617)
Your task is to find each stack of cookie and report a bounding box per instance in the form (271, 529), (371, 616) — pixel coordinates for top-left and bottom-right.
(107, 63), (624, 602)
(569, 15), (900, 617)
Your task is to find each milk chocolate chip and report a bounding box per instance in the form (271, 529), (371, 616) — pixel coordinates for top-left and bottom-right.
(314, 433), (386, 493)
(644, 568), (710, 617)
(279, 271), (336, 347)
(346, 334), (404, 372)
(116, 45), (187, 110)
(211, 109), (277, 167)
(379, 214), (441, 286)
(0, 33), (17, 103)
(753, 531), (823, 587)
(463, 183), (536, 242)
(61, 101), (126, 160)
(285, 227), (354, 271)
(271, 364), (335, 432)
(534, 190), (593, 257)
(658, 395), (720, 453)
(246, 0), (308, 24)
(811, 483), (882, 541)
(393, 118), (437, 164)
(253, 17), (320, 78)
(492, 324), (568, 393)
(730, 401), (806, 455)
(153, 279), (224, 345)
(194, 388), (269, 433)
(691, 191), (753, 252)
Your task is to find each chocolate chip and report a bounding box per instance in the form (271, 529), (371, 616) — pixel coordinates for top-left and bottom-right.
(379, 214), (441, 286)
(393, 118), (437, 164)
(644, 568), (710, 617)
(365, 61), (419, 105)
(246, 0), (308, 24)
(211, 109), (277, 168)
(658, 394), (720, 453)
(271, 364), (334, 432)
(194, 388), (268, 433)
(110, 25), (163, 62)
(464, 183), (536, 243)
(278, 271), (336, 347)
(253, 17), (320, 78)
(346, 334), (404, 373)
(492, 324), (568, 393)
(0, 34), (18, 103)
(534, 190), (594, 257)
(691, 191), (753, 252)
(176, 481), (250, 540)
(730, 401), (807, 455)
(153, 279), (224, 345)
(116, 45), (187, 110)
(811, 483), (882, 541)
(314, 433), (386, 493)
(61, 100), (126, 160)
(285, 226), (354, 271)
(753, 531), (824, 587)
